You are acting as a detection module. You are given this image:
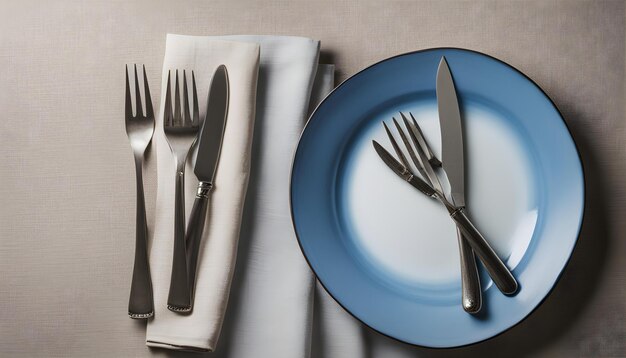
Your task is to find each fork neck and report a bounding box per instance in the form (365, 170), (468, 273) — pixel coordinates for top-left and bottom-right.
(173, 154), (188, 175)
(133, 150), (146, 165)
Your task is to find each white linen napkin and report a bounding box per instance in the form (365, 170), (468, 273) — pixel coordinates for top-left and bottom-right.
(146, 34), (260, 352)
(207, 43), (333, 358)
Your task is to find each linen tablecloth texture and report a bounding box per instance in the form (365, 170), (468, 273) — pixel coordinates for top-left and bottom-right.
(146, 34), (260, 351)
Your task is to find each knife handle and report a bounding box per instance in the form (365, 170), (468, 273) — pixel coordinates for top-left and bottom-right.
(128, 155), (154, 319)
(450, 208), (518, 295)
(167, 169), (191, 312)
(457, 228), (482, 314)
(185, 182), (212, 308)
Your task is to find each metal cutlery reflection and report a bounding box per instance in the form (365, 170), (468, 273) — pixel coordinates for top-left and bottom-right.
(124, 64), (155, 319)
(374, 114), (518, 296)
(163, 70), (201, 312)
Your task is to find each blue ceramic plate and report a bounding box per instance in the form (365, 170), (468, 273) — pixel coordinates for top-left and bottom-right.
(290, 48), (584, 348)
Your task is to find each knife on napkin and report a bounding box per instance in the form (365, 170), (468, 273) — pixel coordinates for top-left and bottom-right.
(185, 65), (230, 309)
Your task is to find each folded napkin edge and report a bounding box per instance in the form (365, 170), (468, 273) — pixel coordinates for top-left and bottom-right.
(166, 33), (320, 56)
(146, 337), (214, 353)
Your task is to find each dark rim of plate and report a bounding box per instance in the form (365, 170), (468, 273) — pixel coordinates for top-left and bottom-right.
(288, 47), (587, 349)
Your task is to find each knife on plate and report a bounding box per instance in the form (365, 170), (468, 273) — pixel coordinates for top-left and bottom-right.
(184, 65), (229, 309)
(437, 57), (482, 313)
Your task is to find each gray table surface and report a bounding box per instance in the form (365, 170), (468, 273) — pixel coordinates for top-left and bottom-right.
(1, 1), (625, 357)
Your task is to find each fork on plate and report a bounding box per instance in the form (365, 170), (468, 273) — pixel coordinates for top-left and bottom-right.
(124, 64), (155, 319)
(163, 70), (200, 312)
(379, 113), (518, 296)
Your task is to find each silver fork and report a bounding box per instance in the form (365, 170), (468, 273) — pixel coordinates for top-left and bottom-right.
(384, 114), (518, 296)
(395, 113), (481, 313)
(125, 64), (155, 319)
(163, 70), (200, 312)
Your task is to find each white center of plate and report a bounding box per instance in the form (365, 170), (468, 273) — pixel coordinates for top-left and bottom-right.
(341, 101), (538, 288)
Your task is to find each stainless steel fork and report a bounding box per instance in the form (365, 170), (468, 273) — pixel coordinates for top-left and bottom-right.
(398, 112), (481, 313)
(125, 64), (155, 319)
(163, 70), (200, 312)
(384, 115), (518, 296)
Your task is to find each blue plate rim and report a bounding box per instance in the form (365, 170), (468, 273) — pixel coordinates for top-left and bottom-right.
(289, 46), (586, 349)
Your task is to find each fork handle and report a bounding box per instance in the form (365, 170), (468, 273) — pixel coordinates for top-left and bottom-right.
(128, 156), (154, 319)
(457, 228), (482, 313)
(449, 208), (518, 295)
(184, 182), (212, 307)
(167, 169), (192, 312)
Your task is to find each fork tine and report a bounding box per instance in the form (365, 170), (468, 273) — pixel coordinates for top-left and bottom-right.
(392, 117), (429, 181)
(125, 65), (132, 119)
(174, 70), (182, 126)
(400, 115), (426, 159)
(401, 115), (445, 192)
(383, 122), (410, 170)
(134, 64), (143, 118)
(403, 114), (435, 165)
(406, 112), (441, 167)
(182, 70), (191, 126)
(143, 65), (154, 119)
(164, 71), (172, 127)
(191, 71), (199, 126)
(400, 112), (426, 152)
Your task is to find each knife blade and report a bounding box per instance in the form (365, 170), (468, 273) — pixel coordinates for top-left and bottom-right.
(437, 57), (483, 312)
(194, 65), (229, 182)
(373, 140), (435, 197)
(437, 57), (465, 207)
(184, 65), (229, 310)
